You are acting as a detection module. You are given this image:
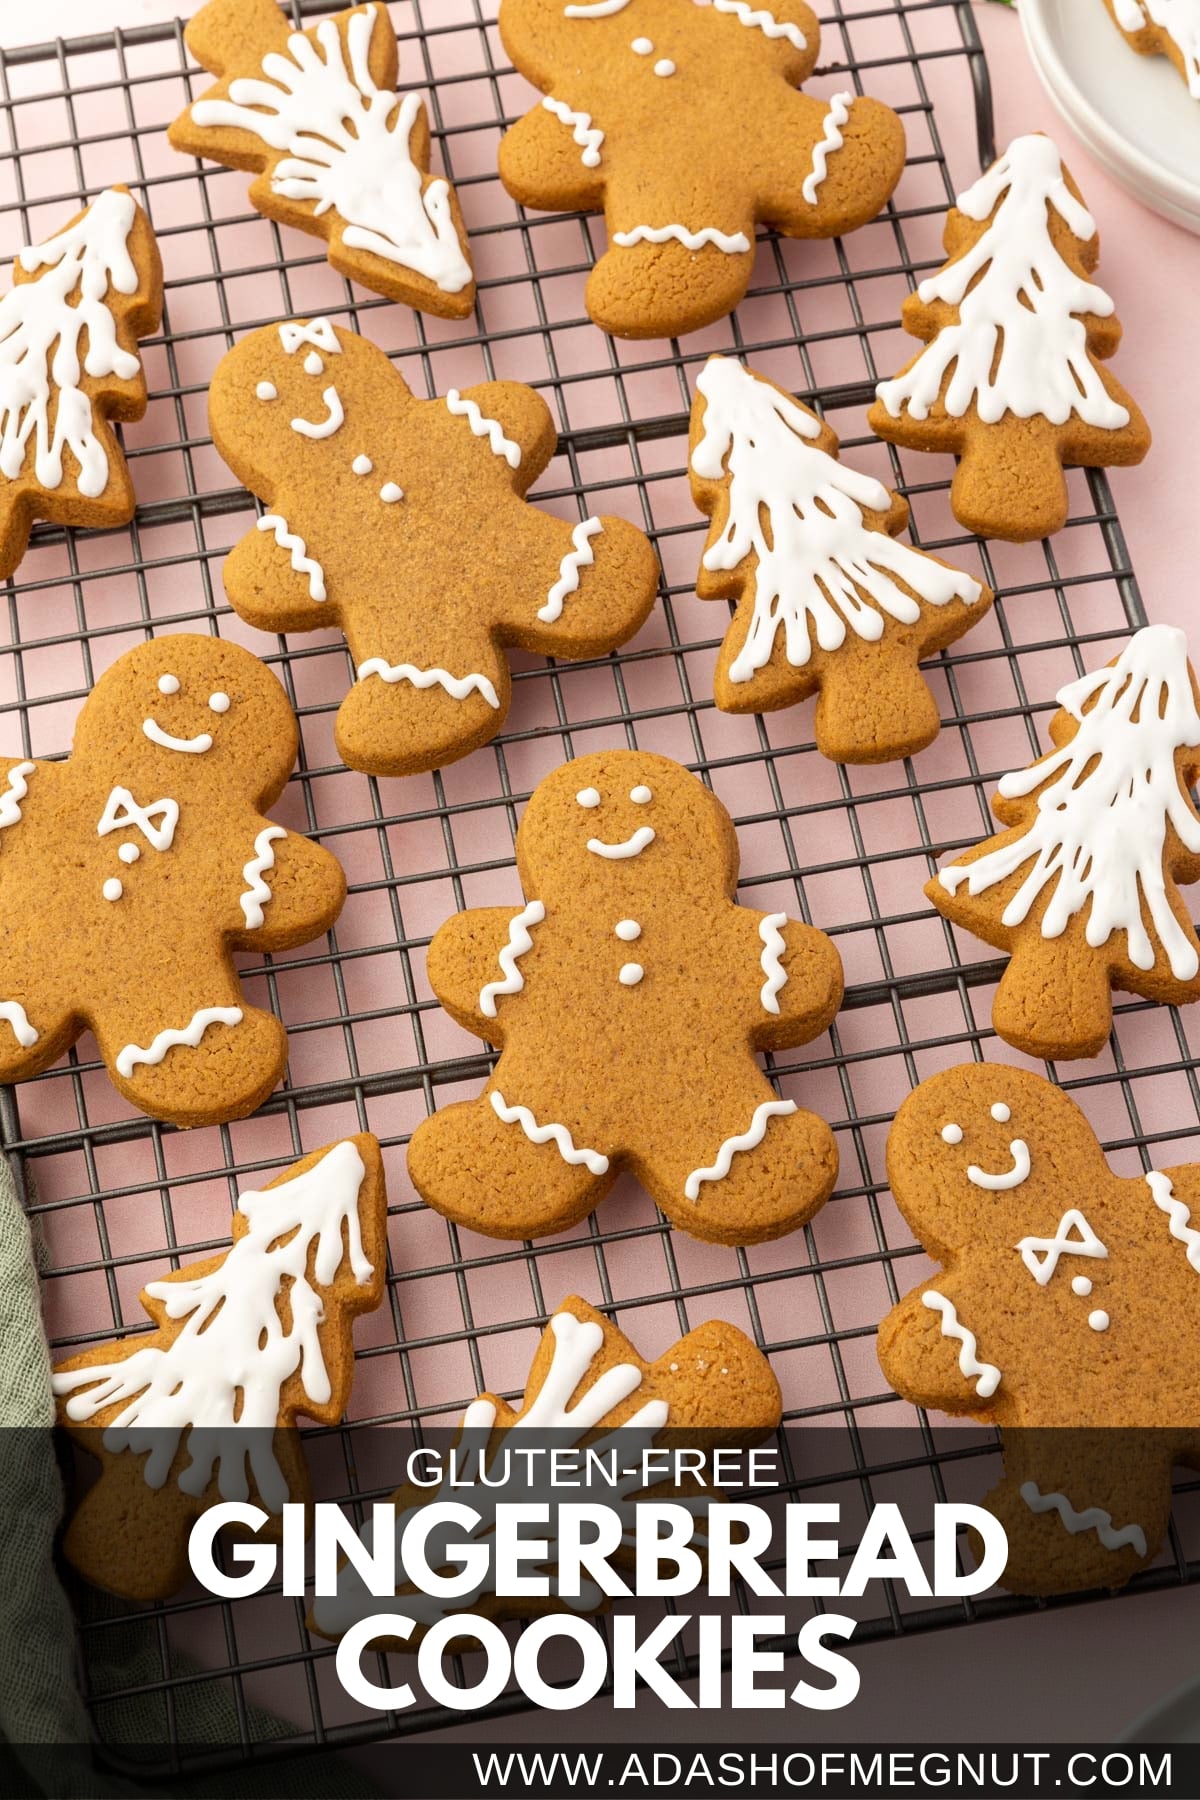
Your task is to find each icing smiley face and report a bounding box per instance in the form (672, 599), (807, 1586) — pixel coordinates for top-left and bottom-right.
(938, 1098), (1031, 1191)
(572, 778), (657, 860)
(143, 673), (237, 755)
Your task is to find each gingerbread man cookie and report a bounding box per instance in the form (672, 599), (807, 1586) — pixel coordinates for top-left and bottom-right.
(169, 0), (474, 317)
(929, 625), (1200, 1061)
(689, 356), (992, 762)
(497, 0), (906, 339)
(53, 1136), (387, 1601)
(0, 635), (345, 1126)
(0, 185), (162, 580)
(209, 317), (659, 777)
(408, 750), (844, 1244)
(879, 1065), (1200, 1594)
(312, 1294), (781, 1645)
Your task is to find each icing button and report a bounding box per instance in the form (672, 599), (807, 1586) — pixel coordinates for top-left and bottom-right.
(1088, 1309), (1110, 1332)
(618, 963), (644, 987)
(615, 919), (641, 941)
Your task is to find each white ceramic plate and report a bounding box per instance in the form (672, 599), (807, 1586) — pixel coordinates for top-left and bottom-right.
(1020, 0), (1200, 233)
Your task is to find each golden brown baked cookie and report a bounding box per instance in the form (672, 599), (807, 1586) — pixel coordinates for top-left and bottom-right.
(169, 0), (474, 317)
(0, 634), (346, 1126)
(53, 1136), (387, 1602)
(1101, 0), (1200, 102)
(497, 0), (905, 339)
(408, 748), (844, 1245)
(0, 185), (162, 580)
(868, 133), (1149, 542)
(688, 356), (992, 762)
(209, 317), (659, 778)
(928, 625), (1200, 1061)
(310, 1293), (781, 1644)
(878, 1064), (1200, 1594)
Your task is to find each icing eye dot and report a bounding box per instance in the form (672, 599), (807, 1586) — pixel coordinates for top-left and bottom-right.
(255, 381), (277, 402)
(304, 351), (323, 376)
(576, 787), (601, 809)
(631, 36), (653, 53)
(352, 454), (373, 475)
(940, 1123), (963, 1145)
(1088, 1309), (1110, 1332)
(1072, 1276), (1093, 1297)
(654, 58), (675, 76)
(615, 919), (641, 941)
(118, 843), (140, 865)
(991, 1102), (1011, 1123)
(208, 692), (231, 714)
(102, 878), (123, 902)
(157, 673), (180, 695)
(630, 785), (652, 804)
(619, 963), (644, 986)
(380, 482), (403, 503)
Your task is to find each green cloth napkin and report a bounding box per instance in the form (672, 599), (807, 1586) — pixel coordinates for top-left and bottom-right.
(0, 1150), (377, 1799)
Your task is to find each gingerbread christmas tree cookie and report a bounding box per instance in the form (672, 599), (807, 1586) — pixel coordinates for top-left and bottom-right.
(879, 1064), (1200, 1594)
(408, 749), (844, 1245)
(689, 356), (991, 762)
(0, 635), (346, 1126)
(1103, 0), (1200, 101)
(868, 134), (1149, 542)
(0, 185), (162, 580)
(312, 1294), (781, 1644)
(169, 0), (474, 317)
(209, 317), (659, 777)
(497, 0), (905, 339)
(53, 1136), (387, 1601)
(928, 626), (1200, 1060)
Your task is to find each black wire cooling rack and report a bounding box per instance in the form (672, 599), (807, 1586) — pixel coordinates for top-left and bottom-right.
(2, 0), (1198, 1773)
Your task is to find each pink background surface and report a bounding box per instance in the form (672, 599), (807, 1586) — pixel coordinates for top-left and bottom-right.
(3, 0), (1199, 1749)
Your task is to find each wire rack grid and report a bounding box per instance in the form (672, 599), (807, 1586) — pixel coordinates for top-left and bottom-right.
(1, 0), (1198, 1771)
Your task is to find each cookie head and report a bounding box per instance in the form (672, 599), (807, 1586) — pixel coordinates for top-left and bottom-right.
(886, 1064), (1108, 1254)
(517, 749), (737, 904)
(75, 636), (299, 803)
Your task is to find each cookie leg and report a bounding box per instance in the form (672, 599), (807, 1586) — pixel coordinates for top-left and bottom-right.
(637, 1078), (838, 1246)
(95, 986), (288, 1128)
(587, 234), (755, 340)
(335, 649), (511, 778)
(408, 1090), (615, 1240)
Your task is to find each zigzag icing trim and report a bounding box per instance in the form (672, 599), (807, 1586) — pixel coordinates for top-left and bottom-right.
(116, 1006), (243, 1079)
(356, 659), (500, 708)
(684, 1097), (797, 1200)
(240, 826), (287, 930)
(541, 97), (603, 168)
(802, 92), (853, 206)
(706, 1), (808, 51)
(490, 1089), (609, 1175)
(758, 913), (788, 1014)
(257, 514), (327, 601)
(0, 761), (34, 830)
(612, 223), (752, 253)
(445, 389), (522, 469)
(479, 901), (546, 1018)
(539, 518), (604, 623)
(922, 1290), (1001, 1397)
(1020, 1481), (1148, 1558)
(1147, 1169), (1200, 1273)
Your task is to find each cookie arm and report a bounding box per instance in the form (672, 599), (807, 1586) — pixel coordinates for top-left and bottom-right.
(498, 99), (605, 215)
(448, 382), (559, 491)
(426, 905), (541, 1039)
(758, 92), (906, 240)
(232, 825), (346, 952)
(222, 510), (337, 636)
(493, 508), (659, 658)
(876, 1285), (998, 1416)
(743, 911), (844, 1052)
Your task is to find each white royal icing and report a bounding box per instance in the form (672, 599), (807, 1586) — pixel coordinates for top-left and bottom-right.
(257, 513), (327, 601)
(802, 93), (853, 205)
(1146, 1169), (1200, 1273)
(379, 481), (403, 503)
(1, 188), (140, 498)
(239, 826), (287, 930)
(490, 1089), (609, 1175)
(479, 900), (545, 1018)
(699, 1), (808, 52)
(1017, 1208), (1108, 1285)
(938, 627), (1200, 983)
(1072, 1275), (1093, 1297)
(119, 844), (139, 865)
(632, 37), (654, 53)
(564, 0), (632, 14)
(541, 96), (604, 168)
(445, 389), (521, 469)
(279, 319), (340, 356)
(303, 351), (323, 376)
(256, 381), (277, 402)
(654, 59), (675, 76)
(142, 719), (213, 755)
(1114, 0), (1200, 96)
(615, 919), (641, 940)
(587, 826), (655, 860)
(209, 692), (230, 715)
(313, 1306), (668, 1636)
(351, 454), (372, 475)
(922, 1291), (1001, 1398)
(97, 787), (179, 852)
(684, 1097), (798, 1201)
(356, 658), (500, 709)
(1020, 1481), (1147, 1558)
(157, 674), (179, 695)
(758, 912), (788, 1014)
(875, 134), (1131, 429)
(539, 518), (604, 623)
(102, 878), (123, 902)
(991, 1102), (1011, 1122)
(0, 762), (34, 830)
(52, 1140), (372, 1513)
(1089, 1309), (1110, 1332)
(613, 224), (752, 253)
(966, 1138), (1031, 1192)
(692, 358), (981, 684)
(0, 1001), (38, 1049)
(940, 1122), (963, 1145)
(190, 11), (471, 294)
(630, 785), (652, 803)
(576, 787), (601, 808)
(115, 1005), (243, 1079)
(618, 962), (644, 986)
(290, 386), (344, 440)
